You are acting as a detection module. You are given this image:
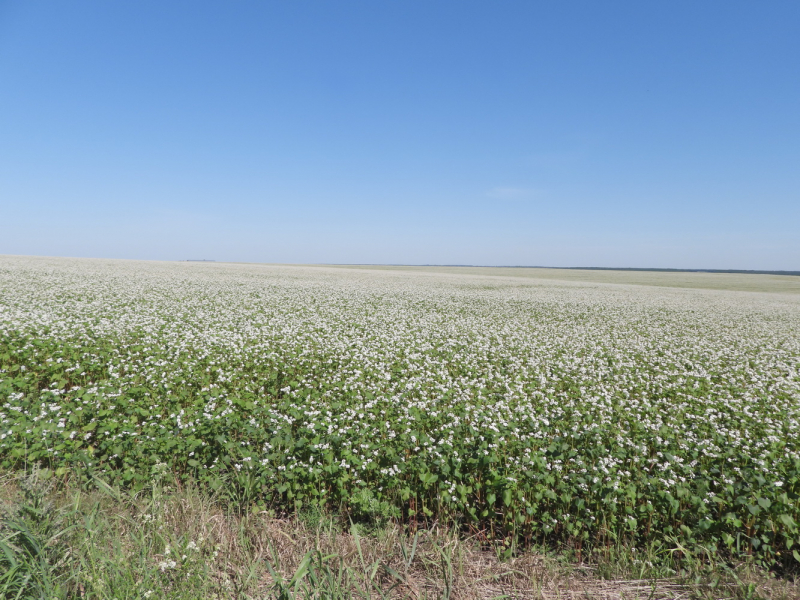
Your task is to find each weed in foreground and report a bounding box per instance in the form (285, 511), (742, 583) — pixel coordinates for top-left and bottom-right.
(1, 470), (798, 599)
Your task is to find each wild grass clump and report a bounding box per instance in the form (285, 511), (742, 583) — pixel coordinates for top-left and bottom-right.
(1, 468), (798, 599)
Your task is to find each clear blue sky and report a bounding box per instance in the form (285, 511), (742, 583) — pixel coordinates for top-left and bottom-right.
(1, 1), (798, 269)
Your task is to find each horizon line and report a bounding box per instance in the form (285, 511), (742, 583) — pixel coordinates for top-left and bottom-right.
(321, 264), (800, 277)
(2, 254), (798, 276)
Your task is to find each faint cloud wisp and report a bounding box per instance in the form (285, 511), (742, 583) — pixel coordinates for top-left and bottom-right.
(486, 187), (539, 200)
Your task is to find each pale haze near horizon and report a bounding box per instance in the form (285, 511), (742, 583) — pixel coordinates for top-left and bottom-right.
(1, 1), (798, 270)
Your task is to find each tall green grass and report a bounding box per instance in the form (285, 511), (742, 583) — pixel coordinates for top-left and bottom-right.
(1, 468), (797, 599)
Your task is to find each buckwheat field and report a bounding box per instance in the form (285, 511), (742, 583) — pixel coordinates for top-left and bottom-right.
(2, 256), (799, 567)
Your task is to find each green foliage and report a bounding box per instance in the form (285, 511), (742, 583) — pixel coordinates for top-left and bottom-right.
(0, 468), (69, 599)
(1, 258), (800, 574)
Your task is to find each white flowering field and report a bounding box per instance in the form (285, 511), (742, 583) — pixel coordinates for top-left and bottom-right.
(1, 256), (799, 566)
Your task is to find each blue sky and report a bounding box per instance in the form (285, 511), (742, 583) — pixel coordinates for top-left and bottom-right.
(1, 1), (798, 269)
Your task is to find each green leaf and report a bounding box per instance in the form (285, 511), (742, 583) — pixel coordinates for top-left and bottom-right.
(779, 514), (797, 529)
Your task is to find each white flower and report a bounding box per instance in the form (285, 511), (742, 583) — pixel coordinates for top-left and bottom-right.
(158, 560), (177, 571)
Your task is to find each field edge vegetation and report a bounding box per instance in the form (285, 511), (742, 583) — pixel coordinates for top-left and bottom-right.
(1, 466), (798, 600)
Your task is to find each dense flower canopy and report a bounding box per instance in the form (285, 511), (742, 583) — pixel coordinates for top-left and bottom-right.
(1, 257), (799, 564)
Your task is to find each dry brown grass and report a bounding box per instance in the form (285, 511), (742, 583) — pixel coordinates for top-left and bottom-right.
(141, 486), (690, 599)
(2, 472), (798, 599)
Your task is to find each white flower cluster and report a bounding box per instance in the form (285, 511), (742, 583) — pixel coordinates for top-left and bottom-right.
(0, 256), (798, 520)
